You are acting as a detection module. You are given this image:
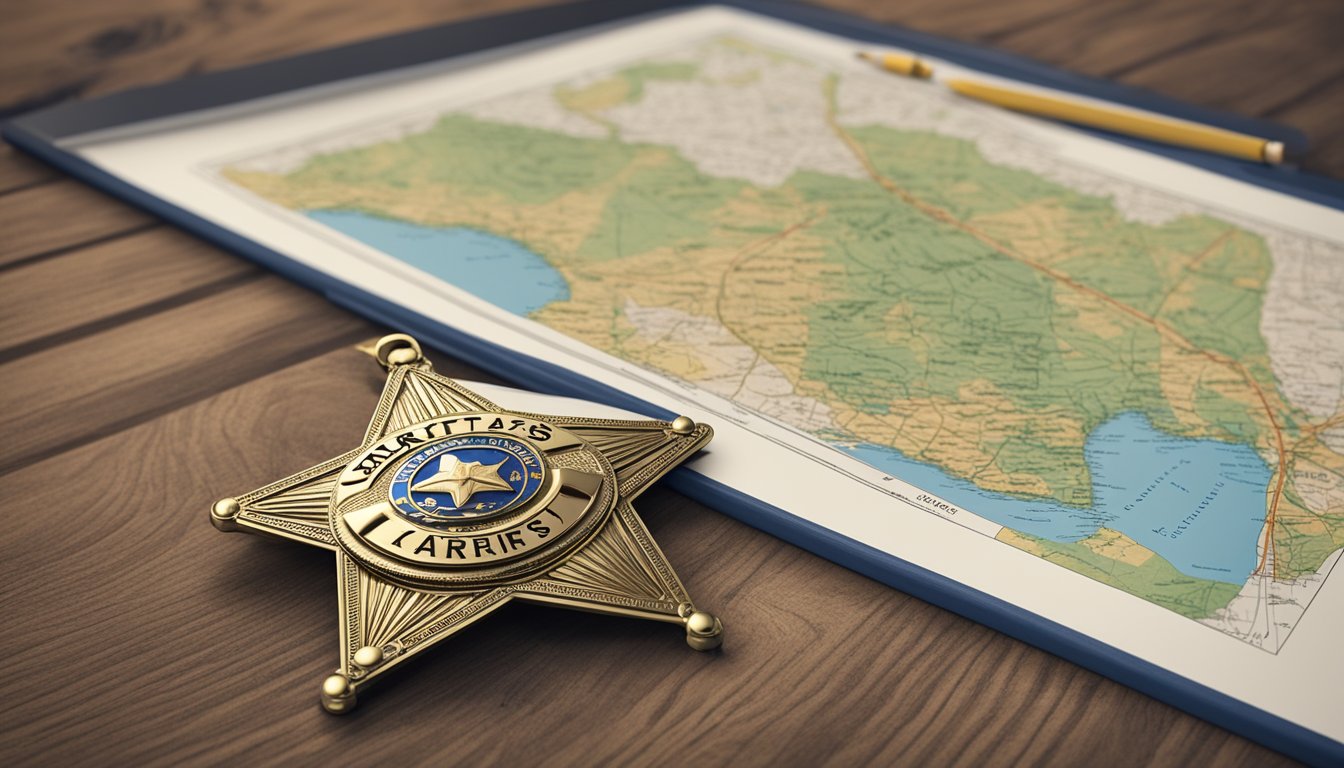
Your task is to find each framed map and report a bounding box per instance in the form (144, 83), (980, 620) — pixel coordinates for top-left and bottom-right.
(60, 3), (1343, 752)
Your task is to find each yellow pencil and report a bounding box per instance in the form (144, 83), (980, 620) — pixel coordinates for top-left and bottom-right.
(857, 51), (1284, 165)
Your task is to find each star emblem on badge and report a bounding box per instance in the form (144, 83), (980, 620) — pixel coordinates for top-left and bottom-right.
(210, 335), (722, 713)
(411, 455), (513, 507)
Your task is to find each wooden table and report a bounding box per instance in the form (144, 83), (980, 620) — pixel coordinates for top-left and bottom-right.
(2, 1), (1339, 764)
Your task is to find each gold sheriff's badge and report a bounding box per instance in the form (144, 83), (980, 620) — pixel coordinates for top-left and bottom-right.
(211, 334), (722, 713)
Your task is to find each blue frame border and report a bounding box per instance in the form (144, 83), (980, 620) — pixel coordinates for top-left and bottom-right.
(4, 1), (1341, 763)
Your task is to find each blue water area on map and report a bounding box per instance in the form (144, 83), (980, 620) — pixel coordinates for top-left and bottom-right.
(307, 209), (570, 315)
(840, 412), (1270, 584)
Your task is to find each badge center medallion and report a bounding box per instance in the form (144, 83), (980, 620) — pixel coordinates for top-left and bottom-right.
(390, 435), (545, 524)
(332, 414), (615, 583)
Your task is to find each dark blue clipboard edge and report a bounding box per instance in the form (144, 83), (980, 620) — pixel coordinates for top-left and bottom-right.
(4, 1), (1342, 764)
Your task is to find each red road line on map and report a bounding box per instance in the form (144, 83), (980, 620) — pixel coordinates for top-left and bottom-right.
(1151, 230), (1237, 320)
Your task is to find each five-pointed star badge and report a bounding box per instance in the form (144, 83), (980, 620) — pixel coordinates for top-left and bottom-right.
(210, 335), (722, 713)
(411, 455), (513, 507)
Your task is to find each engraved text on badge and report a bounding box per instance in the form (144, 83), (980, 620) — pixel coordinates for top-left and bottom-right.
(332, 413), (606, 569)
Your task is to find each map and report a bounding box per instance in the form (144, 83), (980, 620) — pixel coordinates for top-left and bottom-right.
(219, 34), (1344, 652)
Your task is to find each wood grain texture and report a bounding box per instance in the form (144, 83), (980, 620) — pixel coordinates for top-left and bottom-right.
(0, 276), (372, 474)
(0, 180), (156, 268)
(0, 145), (57, 194)
(0, 0), (559, 116)
(0, 227), (258, 353)
(0, 0), (1335, 765)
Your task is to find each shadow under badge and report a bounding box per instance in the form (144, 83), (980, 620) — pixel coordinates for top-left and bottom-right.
(211, 334), (723, 713)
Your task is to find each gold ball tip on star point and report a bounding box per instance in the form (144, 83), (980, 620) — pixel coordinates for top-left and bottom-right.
(685, 610), (723, 651)
(321, 674), (356, 714)
(353, 645), (384, 669)
(670, 416), (696, 436)
(210, 498), (240, 531)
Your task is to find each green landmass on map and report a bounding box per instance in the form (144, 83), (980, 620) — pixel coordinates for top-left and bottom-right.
(224, 37), (1344, 628)
(999, 528), (1243, 619)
